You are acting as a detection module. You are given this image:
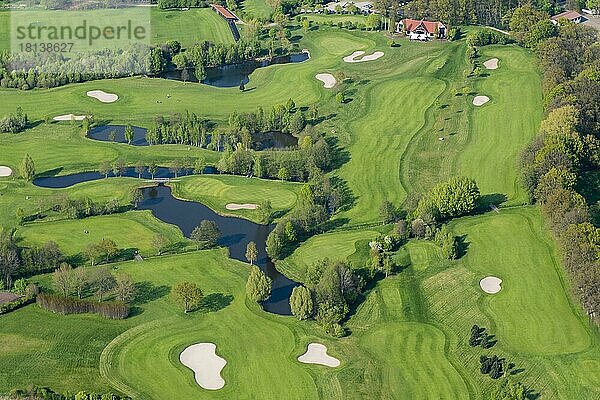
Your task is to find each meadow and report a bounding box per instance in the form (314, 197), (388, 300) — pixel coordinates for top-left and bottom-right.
(0, 17), (598, 400)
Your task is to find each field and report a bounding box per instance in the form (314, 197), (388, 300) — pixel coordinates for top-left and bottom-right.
(240, 0), (274, 20)
(0, 17), (598, 400)
(150, 8), (235, 46)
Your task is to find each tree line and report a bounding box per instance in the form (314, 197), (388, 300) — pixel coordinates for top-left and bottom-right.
(7, 386), (131, 400)
(518, 20), (600, 323)
(37, 293), (130, 319)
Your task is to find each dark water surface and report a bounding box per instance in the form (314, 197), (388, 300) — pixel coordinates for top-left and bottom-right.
(32, 172), (298, 315)
(88, 125), (149, 146)
(162, 52), (310, 88)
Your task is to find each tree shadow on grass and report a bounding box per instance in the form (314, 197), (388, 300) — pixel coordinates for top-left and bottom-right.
(199, 293), (233, 313)
(134, 282), (170, 305)
(456, 234), (470, 259)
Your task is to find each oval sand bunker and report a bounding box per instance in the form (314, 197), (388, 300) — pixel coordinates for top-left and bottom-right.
(87, 90), (118, 103)
(180, 343), (227, 390)
(298, 343), (340, 367)
(0, 166), (13, 177)
(480, 276), (502, 294)
(315, 73), (336, 88)
(484, 58), (499, 70)
(226, 203), (258, 210)
(53, 114), (88, 121)
(343, 51), (384, 63)
(473, 96), (490, 106)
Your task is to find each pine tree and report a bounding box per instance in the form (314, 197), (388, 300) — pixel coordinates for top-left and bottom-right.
(246, 265), (272, 302)
(290, 285), (313, 320)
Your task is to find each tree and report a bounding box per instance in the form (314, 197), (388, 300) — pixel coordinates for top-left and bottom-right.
(190, 220), (221, 249)
(246, 265), (272, 302)
(100, 161), (111, 178)
(277, 167), (290, 181)
(290, 285), (313, 320)
(72, 267), (89, 299)
(148, 163), (158, 179)
(194, 157), (206, 174)
(169, 159), (182, 178)
(245, 241), (258, 265)
(258, 199), (273, 224)
(115, 273), (136, 303)
(171, 281), (203, 313)
(335, 92), (345, 104)
(284, 221), (297, 242)
(379, 200), (398, 223)
(52, 263), (73, 296)
(20, 153), (35, 181)
(382, 255), (393, 277)
(152, 234), (170, 255)
(91, 268), (116, 302)
(124, 124), (134, 144)
(134, 161), (145, 178)
(491, 377), (528, 400)
(366, 13), (381, 30)
(12, 278), (28, 295)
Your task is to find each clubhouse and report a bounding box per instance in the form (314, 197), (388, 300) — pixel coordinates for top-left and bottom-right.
(396, 19), (447, 41)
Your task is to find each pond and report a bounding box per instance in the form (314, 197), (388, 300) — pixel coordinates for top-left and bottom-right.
(162, 52), (310, 88)
(137, 185), (297, 315)
(32, 171), (298, 315)
(86, 124), (298, 150)
(87, 125), (149, 146)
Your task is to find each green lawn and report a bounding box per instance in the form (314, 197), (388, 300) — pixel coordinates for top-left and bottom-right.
(240, 0), (273, 20)
(151, 8), (235, 46)
(170, 174), (301, 223)
(276, 230), (379, 282)
(16, 211), (186, 257)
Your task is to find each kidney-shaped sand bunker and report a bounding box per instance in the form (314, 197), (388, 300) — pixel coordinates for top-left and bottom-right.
(180, 343), (227, 390)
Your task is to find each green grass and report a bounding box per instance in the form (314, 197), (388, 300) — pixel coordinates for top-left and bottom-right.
(240, 0), (273, 20)
(16, 211), (186, 257)
(276, 230), (379, 281)
(151, 8), (235, 46)
(170, 174), (301, 223)
(300, 14), (368, 25)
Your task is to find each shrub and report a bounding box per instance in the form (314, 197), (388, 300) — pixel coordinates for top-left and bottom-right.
(36, 293), (129, 319)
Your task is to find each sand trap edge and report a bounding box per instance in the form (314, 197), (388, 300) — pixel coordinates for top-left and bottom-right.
(473, 96), (490, 106)
(226, 203), (258, 210)
(0, 166), (13, 177)
(86, 90), (119, 103)
(480, 276), (502, 294)
(298, 343), (340, 368)
(180, 343), (227, 390)
(315, 73), (336, 89)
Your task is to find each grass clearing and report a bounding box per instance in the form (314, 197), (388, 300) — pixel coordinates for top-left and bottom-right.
(151, 8), (235, 46)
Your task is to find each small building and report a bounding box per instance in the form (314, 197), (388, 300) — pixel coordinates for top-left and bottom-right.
(211, 4), (239, 21)
(551, 10), (586, 25)
(396, 19), (446, 40)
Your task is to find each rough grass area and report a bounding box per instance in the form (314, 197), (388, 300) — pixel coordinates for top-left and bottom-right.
(151, 8), (235, 46)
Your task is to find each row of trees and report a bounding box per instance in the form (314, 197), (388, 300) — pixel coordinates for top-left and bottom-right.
(8, 386), (130, 400)
(157, 0), (207, 8)
(37, 293), (129, 319)
(53, 264), (136, 303)
(0, 107), (29, 133)
(519, 22), (600, 323)
(228, 99), (310, 136)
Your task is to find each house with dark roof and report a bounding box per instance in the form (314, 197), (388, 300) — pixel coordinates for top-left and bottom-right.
(396, 19), (446, 40)
(550, 10), (586, 25)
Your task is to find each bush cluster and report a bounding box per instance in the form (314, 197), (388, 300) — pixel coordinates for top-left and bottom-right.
(37, 293), (129, 319)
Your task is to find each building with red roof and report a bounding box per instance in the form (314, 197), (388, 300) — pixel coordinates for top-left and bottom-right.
(211, 4), (239, 21)
(396, 19), (447, 40)
(550, 10), (585, 25)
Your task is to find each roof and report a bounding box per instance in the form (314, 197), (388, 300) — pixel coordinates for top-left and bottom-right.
(402, 19), (443, 33)
(211, 4), (237, 20)
(551, 10), (583, 21)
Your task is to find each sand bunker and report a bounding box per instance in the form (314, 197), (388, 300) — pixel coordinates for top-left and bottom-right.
(484, 58), (499, 70)
(180, 343), (227, 390)
(53, 114), (88, 121)
(87, 90), (118, 103)
(315, 73), (336, 89)
(480, 276), (502, 294)
(473, 96), (490, 106)
(225, 203), (258, 210)
(343, 51), (384, 63)
(298, 343), (340, 367)
(0, 166), (13, 177)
